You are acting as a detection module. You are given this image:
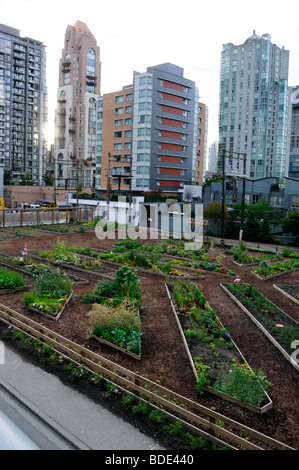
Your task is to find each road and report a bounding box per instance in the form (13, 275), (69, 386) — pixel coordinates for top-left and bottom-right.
(207, 236), (299, 253)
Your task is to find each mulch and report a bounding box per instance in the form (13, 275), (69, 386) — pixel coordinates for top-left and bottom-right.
(0, 230), (298, 450)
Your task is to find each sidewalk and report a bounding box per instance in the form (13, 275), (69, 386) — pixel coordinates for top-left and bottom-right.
(0, 344), (165, 450)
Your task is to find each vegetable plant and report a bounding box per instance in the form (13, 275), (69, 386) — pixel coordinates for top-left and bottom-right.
(0, 266), (25, 291)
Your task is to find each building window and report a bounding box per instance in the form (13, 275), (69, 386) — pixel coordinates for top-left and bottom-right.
(87, 48), (96, 92)
(291, 196), (299, 207)
(64, 72), (70, 85)
(115, 95), (123, 103)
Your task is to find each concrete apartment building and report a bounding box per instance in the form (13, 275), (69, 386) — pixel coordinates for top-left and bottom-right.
(131, 63), (204, 194)
(218, 31), (291, 181)
(97, 63), (207, 198)
(0, 24), (48, 185)
(100, 86), (133, 195)
(53, 21), (101, 189)
(289, 85), (299, 178)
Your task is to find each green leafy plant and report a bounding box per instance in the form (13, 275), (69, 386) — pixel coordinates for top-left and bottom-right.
(0, 267), (25, 291)
(213, 360), (271, 407)
(23, 267), (72, 316)
(40, 238), (80, 265)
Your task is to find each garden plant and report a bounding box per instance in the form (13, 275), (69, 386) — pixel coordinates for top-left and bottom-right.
(0, 266), (25, 292)
(23, 267), (73, 317)
(84, 266), (142, 355)
(169, 279), (271, 408)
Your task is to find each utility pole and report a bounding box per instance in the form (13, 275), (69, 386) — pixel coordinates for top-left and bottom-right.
(53, 157), (56, 207)
(221, 148), (225, 245)
(107, 153), (111, 221)
(240, 153), (247, 234)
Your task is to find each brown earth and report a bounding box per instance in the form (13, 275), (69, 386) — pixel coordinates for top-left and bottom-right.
(0, 229), (298, 450)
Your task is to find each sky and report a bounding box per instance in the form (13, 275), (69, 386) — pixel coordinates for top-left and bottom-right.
(1, 0), (299, 152)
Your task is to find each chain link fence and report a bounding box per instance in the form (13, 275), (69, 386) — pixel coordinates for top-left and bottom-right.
(0, 207), (94, 228)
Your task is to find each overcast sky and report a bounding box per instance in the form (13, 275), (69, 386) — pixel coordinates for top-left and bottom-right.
(1, 0), (299, 150)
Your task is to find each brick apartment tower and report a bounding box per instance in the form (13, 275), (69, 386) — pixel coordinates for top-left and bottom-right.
(54, 21), (101, 188)
(101, 86), (133, 196)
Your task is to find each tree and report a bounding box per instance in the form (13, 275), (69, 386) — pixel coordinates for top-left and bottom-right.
(19, 172), (34, 186)
(243, 210), (261, 242)
(281, 210), (299, 240)
(3, 169), (13, 185)
(259, 218), (274, 243)
(43, 174), (53, 186)
(203, 202), (230, 221)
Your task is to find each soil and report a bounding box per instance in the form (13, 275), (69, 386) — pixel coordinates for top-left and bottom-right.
(0, 230), (298, 450)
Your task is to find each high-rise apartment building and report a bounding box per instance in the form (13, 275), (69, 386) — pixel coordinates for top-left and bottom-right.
(132, 64), (203, 193)
(97, 63), (206, 197)
(196, 102), (208, 184)
(100, 86), (133, 195)
(208, 141), (218, 174)
(218, 31), (291, 180)
(288, 85), (299, 178)
(53, 21), (101, 188)
(0, 24), (48, 184)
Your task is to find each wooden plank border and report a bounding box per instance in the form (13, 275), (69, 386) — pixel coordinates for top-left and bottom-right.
(165, 283), (273, 414)
(221, 283), (299, 372)
(273, 284), (299, 307)
(0, 302), (294, 451)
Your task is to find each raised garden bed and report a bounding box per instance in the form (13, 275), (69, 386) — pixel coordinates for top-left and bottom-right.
(0, 230), (19, 240)
(23, 267), (73, 321)
(0, 265), (28, 294)
(166, 280), (273, 414)
(231, 241), (281, 267)
(112, 240), (237, 277)
(84, 266), (142, 359)
(221, 282), (299, 372)
(25, 292), (73, 321)
(273, 285), (299, 307)
(0, 253), (88, 285)
(31, 239), (118, 279)
(252, 259), (299, 280)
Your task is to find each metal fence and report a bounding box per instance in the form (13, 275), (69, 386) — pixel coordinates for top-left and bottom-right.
(0, 207), (95, 228)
